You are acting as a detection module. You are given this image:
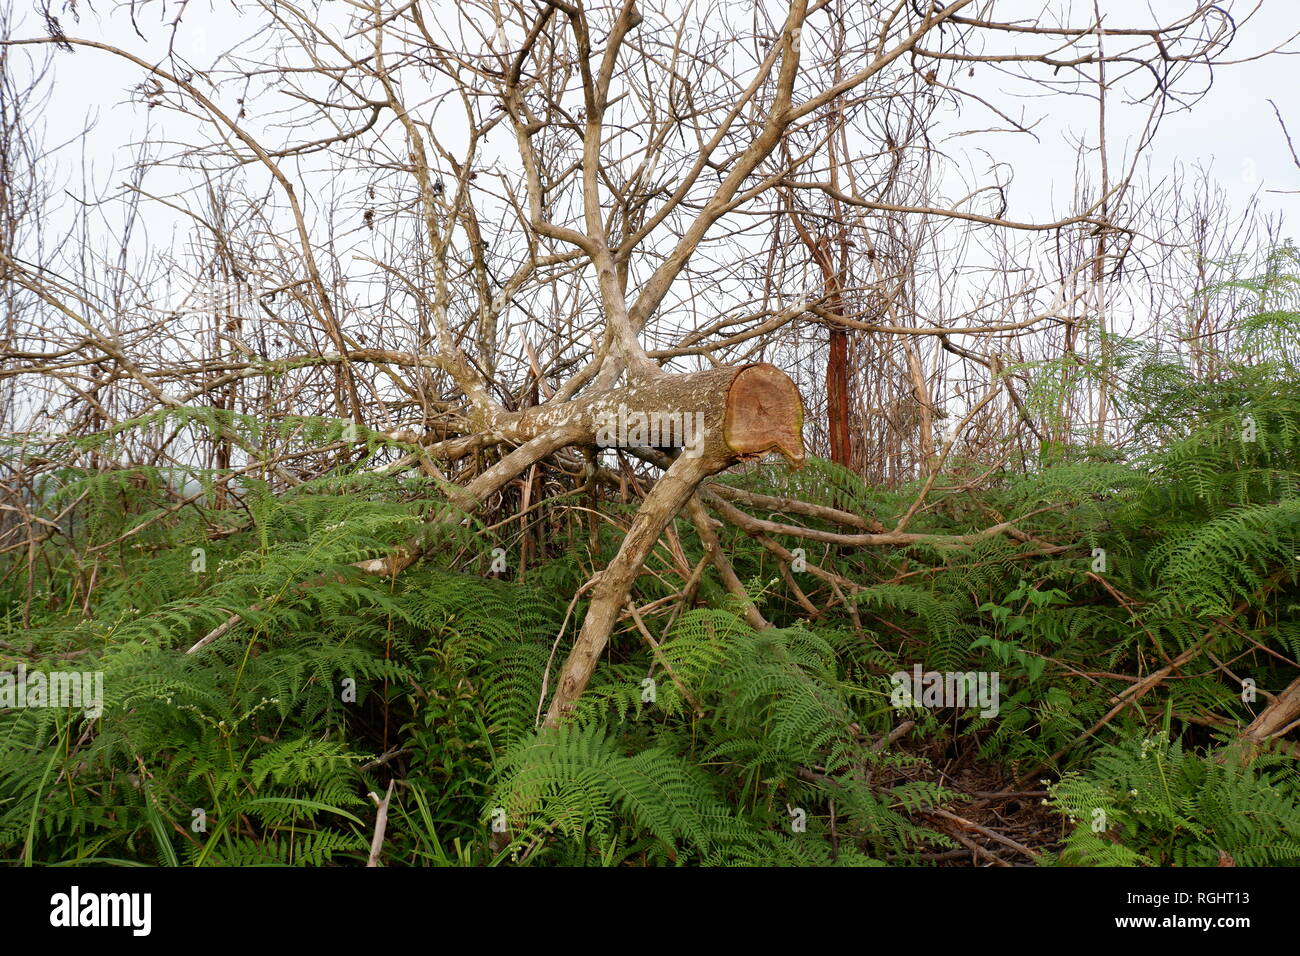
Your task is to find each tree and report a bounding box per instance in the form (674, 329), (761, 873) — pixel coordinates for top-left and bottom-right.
(1, 0), (1283, 728)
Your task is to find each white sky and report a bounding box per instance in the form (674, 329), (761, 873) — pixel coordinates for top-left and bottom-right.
(1, 0), (1298, 460)
(972, 1), (1300, 227)
(6, 0), (1300, 432)
(12, 1), (1298, 242)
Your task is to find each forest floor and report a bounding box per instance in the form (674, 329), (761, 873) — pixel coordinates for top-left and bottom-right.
(892, 736), (1066, 866)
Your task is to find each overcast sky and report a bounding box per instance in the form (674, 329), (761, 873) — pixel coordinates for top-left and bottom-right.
(6, 0), (1299, 350)
(10, 1), (1297, 231)
(950, 0), (1300, 228)
(3, 0), (1298, 449)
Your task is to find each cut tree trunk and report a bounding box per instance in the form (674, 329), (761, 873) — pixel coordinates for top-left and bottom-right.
(492, 362), (803, 462)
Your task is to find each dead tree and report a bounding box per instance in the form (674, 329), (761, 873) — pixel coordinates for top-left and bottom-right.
(0, 0), (1268, 724)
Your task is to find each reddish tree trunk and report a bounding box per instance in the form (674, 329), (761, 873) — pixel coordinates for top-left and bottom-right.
(787, 218), (853, 469)
(827, 327), (851, 467)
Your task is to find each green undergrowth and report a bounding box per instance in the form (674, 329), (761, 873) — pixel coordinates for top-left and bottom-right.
(3, 330), (1300, 865)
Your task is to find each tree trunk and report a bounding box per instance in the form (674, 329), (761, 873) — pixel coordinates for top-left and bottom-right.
(827, 328), (851, 467)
